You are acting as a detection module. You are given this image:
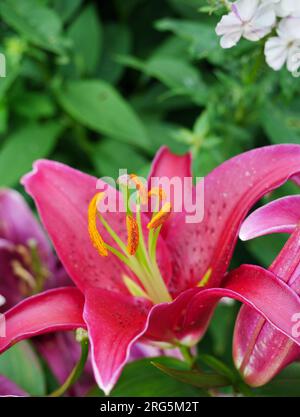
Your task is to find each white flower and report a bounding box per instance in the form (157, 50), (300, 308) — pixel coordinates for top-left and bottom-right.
(0, 294), (6, 307)
(280, 0), (300, 16)
(264, 17), (300, 71)
(216, 0), (277, 48)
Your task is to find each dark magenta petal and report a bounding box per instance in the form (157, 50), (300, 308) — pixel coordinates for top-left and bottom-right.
(0, 189), (52, 263)
(22, 160), (172, 294)
(0, 288), (85, 353)
(83, 288), (150, 395)
(240, 195), (300, 240)
(163, 145), (300, 295)
(35, 332), (94, 396)
(234, 226), (300, 386)
(0, 376), (28, 397)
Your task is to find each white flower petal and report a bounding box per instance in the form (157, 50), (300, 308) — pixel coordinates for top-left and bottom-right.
(277, 17), (300, 41)
(234, 0), (260, 21)
(287, 42), (300, 72)
(264, 37), (288, 70)
(220, 30), (243, 48)
(216, 13), (241, 36)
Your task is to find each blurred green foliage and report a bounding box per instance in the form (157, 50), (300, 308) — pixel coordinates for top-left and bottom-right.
(0, 0), (299, 397)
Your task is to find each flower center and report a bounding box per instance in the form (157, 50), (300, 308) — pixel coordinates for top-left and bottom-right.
(11, 240), (49, 296)
(88, 177), (173, 304)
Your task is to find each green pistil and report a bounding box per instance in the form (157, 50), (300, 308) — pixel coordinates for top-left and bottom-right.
(96, 189), (172, 305)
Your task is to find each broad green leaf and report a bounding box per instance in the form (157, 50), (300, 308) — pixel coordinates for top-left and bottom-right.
(261, 102), (300, 144)
(68, 4), (102, 75)
(56, 80), (149, 148)
(0, 341), (46, 396)
(156, 18), (223, 61)
(91, 138), (148, 179)
(0, 0), (66, 53)
(89, 358), (203, 397)
(98, 23), (132, 84)
(152, 361), (230, 389)
(51, 0), (83, 23)
(0, 121), (62, 186)
(120, 55), (207, 104)
(254, 363), (300, 397)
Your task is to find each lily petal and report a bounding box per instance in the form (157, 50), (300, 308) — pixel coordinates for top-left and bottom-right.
(234, 225), (300, 386)
(163, 145), (300, 295)
(0, 189), (52, 262)
(83, 288), (150, 395)
(145, 264), (300, 350)
(240, 195), (300, 240)
(0, 287), (85, 353)
(0, 376), (28, 397)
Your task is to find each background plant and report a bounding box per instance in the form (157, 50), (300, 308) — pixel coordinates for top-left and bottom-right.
(0, 0), (299, 397)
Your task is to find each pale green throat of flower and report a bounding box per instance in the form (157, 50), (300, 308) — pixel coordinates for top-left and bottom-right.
(88, 176), (173, 305)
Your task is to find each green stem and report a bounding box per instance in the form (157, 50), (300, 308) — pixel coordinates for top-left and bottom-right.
(48, 339), (89, 397)
(180, 346), (195, 369)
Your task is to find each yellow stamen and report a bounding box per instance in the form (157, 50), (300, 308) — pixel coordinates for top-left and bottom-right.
(197, 268), (212, 287)
(88, 193), (108, 257)
(123, 274), (150, 300)
(130, 174), (148, 204)
(147, 202), (172, 229)
(126, 214), (139, 255)
(148, 187), (166, 202)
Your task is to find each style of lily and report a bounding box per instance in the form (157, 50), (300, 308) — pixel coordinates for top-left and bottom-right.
(234, 194), (300, 387)
(0, 189), (94, 396)
(2, 145), (300, 395)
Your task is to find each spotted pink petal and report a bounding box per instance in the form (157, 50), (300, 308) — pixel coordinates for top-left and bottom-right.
(145, 264), (300, 348)
(22, 160), (172, 294)
(234, 225), (300, 386)
(162, 145), (300, 295)
(83, 288), (150, 395)
(0, 287), (85, 353)
(240, 195), (300, 241)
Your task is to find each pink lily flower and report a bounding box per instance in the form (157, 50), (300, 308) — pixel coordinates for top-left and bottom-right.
(234, 195), (300, 387)
(1, 145), (300, 395)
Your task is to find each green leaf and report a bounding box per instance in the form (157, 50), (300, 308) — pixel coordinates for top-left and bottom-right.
(0, 0), (66, 53)
(0, 121), (62, 186)
(51, 0), (83, 23)
(57, 80), (149, 148)
(13, 92), (55, 119)
(245, 234), (288, 268)
(156, 18), (222, 61)
(68, 4), (102, 75)
(152, 361), (231, 389)
(89, 358), (203, 397)
(98, 23), (132, 84)
(0, 341), (46, 396)
(261, 102), (300, 144)
(120, 55), (207, 104)
(254, 363), (300, 397)
(91, 138), (148, 178)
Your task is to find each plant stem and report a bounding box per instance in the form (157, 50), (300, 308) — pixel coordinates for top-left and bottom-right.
(48, 339), (89, 397)
(180, 346), (195, 369)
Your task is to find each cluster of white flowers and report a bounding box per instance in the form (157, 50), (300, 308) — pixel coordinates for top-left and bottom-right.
(215, 0), (300, 74)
